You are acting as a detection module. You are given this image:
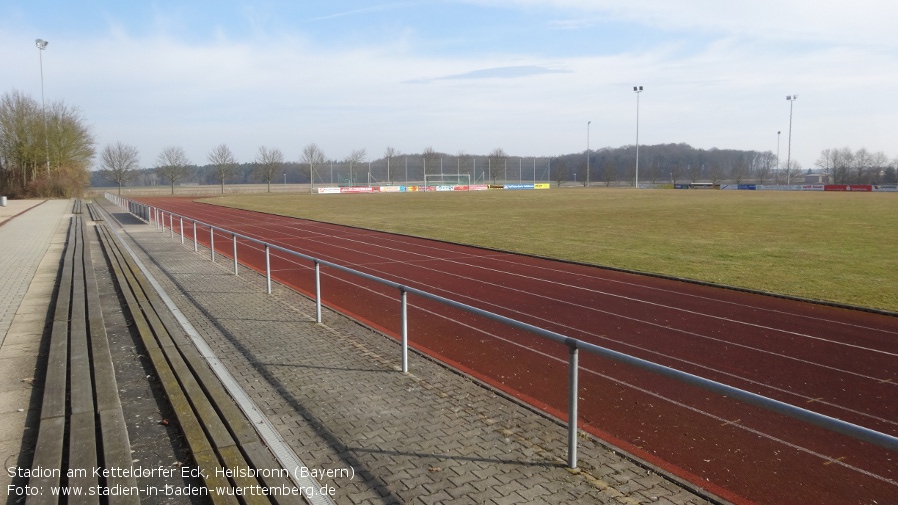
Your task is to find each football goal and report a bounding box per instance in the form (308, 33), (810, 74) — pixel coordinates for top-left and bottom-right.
(423, 173), (471, 188)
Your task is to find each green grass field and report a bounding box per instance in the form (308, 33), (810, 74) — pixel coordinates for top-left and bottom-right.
(199, 188), (898, 313)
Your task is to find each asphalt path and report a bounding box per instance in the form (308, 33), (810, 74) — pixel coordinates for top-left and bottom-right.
(140, 197), (898, 505)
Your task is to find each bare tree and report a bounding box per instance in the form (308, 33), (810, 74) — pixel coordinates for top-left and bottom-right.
(648, 158), (662, 184)
(422, 146), (438, 178)
(884, 160), (897, 184)
(488, 147), (507, 184)
(553, 158), (568, 187)
(0, 90), (41, 187)
(346, 149), (367, 187)
(47, 101), (95, 176)
(688, 161), (703, 183)
(852, 147), (873, 184)
(816, 147), (852, 184)
(384, 146), (400, 184)
(255, 146), (284, 193)
(870, 151), (889, 183)
(156, 146), (190, 195)
(208, 143), (237, 194)
(670, 160), (683, 185)
(100, 142), (140, 195)
(302, 143), (326, 192)
(785, 159), (803, 184)
(601, 158), (618, 186)
(729, 153), (749, 184)
(455, 150), (471, 182)
(755, 152), (775, 184)
(0, 90), (95, 197)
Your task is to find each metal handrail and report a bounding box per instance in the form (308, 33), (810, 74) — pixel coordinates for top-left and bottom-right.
(106, 193), (898, 467)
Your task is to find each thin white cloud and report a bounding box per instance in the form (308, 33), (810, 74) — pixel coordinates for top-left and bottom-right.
(2, 1), (896, 168)
(468, 0), (898, 48)
(409, 65), (571, 83)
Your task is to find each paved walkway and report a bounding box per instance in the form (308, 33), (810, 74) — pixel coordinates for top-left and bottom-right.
(0, 199), (69, 494)
(0, 200), (62, 344)
(0, 198), (728, 504)
(103, 200), (724, 505)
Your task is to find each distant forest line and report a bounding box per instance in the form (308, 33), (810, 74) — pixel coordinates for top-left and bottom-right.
(91, 142), (896, 189)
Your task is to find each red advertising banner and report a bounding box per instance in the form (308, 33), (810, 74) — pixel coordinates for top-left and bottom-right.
(824, 185), (873, 192)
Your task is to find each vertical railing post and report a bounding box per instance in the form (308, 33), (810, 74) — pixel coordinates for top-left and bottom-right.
(161, 211), (165, 233)
(265, 244), (271, 294)
(314, 261), (322, 324)
(401, 287), (409, 373)
(193, 221), (198, 252)
(180, 217), (184, 245)
(169, 213), (174, 238)
(567, 342), (579, 469)
(210, 227), (215, 262)
(232, 234), (238, 275)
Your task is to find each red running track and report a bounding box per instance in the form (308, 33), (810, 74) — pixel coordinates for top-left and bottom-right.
(140, 197), (898, 505)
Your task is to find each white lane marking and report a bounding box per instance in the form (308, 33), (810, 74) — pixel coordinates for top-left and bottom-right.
(261, 234), (897, 386)
(220, 213), (898, 357)
(153, 202), (898, 486)
(318, 269), (898, 488)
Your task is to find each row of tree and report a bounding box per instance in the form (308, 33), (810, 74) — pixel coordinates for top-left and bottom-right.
(815, 147), (897, 184)
(94, 141), (898, 193)
(0, 90), (95, 197)
(6, 88), (896, 196)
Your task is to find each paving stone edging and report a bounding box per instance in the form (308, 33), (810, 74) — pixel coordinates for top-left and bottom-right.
(105, 203), (724, 505)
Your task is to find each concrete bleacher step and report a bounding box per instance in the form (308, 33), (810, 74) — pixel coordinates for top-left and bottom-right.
(28, 204), (304, 505)
(94, 222), (304, 505)
(29, 214), (137, 505)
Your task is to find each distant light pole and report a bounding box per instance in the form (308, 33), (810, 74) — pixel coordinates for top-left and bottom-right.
(35, 38), (50, 177)
(585, 121), (591, 188)
(283, 173), (286, 187)
(786, 94), (798, 185)
(634, 85), (643, 188)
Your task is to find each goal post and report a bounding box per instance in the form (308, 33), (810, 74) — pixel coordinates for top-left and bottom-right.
(423, 173), (471, 188)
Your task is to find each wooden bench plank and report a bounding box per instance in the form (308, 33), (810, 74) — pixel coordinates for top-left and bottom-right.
(97, 410), (140, 505)
(68, 412), (100, 505)
(26, 416), (65, 505)
(69, 218), (94, 417)
(95, 218), (306, 504)
(217, 445), (271, 505)
(97, 224), (238, 504)
(241, 442), (306, 505)
(83, 222), (138, 505)
(40, 320), (69, 421)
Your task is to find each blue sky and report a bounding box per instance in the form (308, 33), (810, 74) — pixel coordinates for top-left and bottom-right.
(2, 1), (896, 169)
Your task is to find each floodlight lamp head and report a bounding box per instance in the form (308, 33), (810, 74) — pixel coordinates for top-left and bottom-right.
(35, 39), (48, 49)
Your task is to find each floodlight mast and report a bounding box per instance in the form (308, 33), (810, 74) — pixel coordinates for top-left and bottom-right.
(786, 95), (798, 185)
(36, 38), (50, 176)
(634, 86), (643, 189)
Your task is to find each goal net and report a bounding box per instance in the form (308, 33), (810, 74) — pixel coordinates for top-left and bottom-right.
(423, 173), (471, 188)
